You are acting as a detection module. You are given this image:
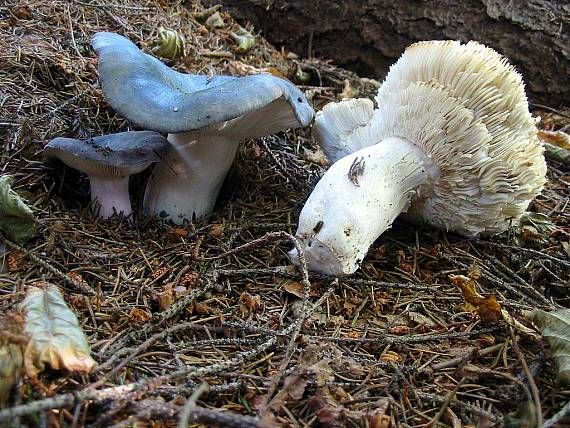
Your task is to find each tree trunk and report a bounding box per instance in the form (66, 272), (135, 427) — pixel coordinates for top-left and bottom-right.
(207, 0), (570, 106)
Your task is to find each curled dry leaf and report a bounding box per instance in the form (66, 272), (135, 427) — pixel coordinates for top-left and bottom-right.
(379, 350), (402, 363)
(20, 283), (97, 377)
(283, 280), (306, 298)
(239, 291), (261, 312)
(205, 11), (224, 29)
(538, 129), (570, 149)
(303, 146), (331, 166)
(208, 223), (225, 238)
(514, 212), (556, 246)
(157, 283), (175, 310)
(531, 308), (570, 385)
(0, 312), (26, 408)
(191, 4), (222, 21)
(0, 175), (37, 244)
(450, 274), (501, 322)
(129, 307), (152, 325)
(230, 27), (255, 54)
(150, 27), (185, 60)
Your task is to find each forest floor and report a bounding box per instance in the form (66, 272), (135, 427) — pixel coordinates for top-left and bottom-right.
(1, 1), (569, 427)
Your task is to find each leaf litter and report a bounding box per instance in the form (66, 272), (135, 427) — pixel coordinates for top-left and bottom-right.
(0, 0), (569, 426)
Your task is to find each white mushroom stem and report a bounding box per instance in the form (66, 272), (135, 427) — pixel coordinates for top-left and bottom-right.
(290, 137), (439, 276)
(89, 176), (132, 219)
(143, 132), (240, 224)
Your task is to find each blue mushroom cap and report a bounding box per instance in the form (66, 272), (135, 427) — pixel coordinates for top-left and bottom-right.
(45, 131), (169, 177)
(92, 32), (315, 134)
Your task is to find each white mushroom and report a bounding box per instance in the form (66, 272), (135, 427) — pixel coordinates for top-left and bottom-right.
(290, 40), (547, 276)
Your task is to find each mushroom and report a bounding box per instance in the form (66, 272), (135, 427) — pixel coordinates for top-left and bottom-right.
(290, 40), (547, 276)
(45, 131), (169, 219)
(91, 32), (314, 224)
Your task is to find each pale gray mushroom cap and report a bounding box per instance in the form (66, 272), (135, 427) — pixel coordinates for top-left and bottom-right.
(44, 131), (169, 177)
(91, 32), (315, 135)
(312, 40), (547, 237)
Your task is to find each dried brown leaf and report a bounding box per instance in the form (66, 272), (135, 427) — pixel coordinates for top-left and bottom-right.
(450, 274), (501, 322)
(20, 284), (97, 377)
(407, 311), (437, 329)
(303, 146), (330, 166)
(157, 283), (175, 310)
(532, 308), (570, 385)
(283, 280), (306, 298)
(0, 312), (26, 408)
(129, 308), (152, 325)
(538, 129), (570, 149)
(208, 223), (225, 238)
(239, 292), (261, 311)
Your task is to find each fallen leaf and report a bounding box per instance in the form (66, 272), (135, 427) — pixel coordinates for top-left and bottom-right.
(515, 212), (556, 246)
(450, 274), (501, 322)
(0, 175), (37, 244)
(192, 302), (209, 315)
(303, 146), (331, 166)
(205, 11), (225, 29)
(150, 27), (185, 60)
(208, 223), (225, 238)
(230, 26), (255, 54)
(129, 308), (152, 325)
(504, 309), (540, 339)
(167, 227), (189, 239)
(531, 308), (570, 385)
(283, 280), (306, 298)
(407, 312), (437, 329)
(380, 351), (402, 363)
(387, 325), (411, 335)
(538, 129), (570, 149)
(20, 283), (97, 376)
(239, 292), (261, 311)
(157, 283), (175, 310)
(0, 312), (26, 408)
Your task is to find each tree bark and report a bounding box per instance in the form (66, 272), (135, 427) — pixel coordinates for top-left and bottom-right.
(208, 0), (570, 106)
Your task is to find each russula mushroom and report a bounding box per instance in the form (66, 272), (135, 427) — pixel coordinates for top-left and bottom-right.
(290, 40), (547, 276)
(91, 32), (314, 224)
(45, 131), (169, 219)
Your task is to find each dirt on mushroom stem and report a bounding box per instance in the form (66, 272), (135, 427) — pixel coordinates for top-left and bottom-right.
(0, 0), (569, 426)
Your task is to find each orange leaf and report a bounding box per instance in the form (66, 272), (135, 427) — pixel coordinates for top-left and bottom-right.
(450, 274), (501, 321)
(283, 281), (306, 298)
(538, 130), (570, 150)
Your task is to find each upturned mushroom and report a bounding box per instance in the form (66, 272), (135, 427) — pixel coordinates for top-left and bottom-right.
(290, 40), (547, 276)
(91, 32), (314, 224)
(45, 131), (169, 218)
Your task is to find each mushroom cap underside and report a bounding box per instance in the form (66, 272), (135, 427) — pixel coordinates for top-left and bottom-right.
(92, 32), (315, 135)
(312, 40), (547, 236)
(44, 131), (169, 177)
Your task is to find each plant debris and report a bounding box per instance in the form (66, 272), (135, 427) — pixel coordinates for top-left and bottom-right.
(0, 0), (569, 426)
(20, 282), (97, 377)
(0, 175), (37, 244)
